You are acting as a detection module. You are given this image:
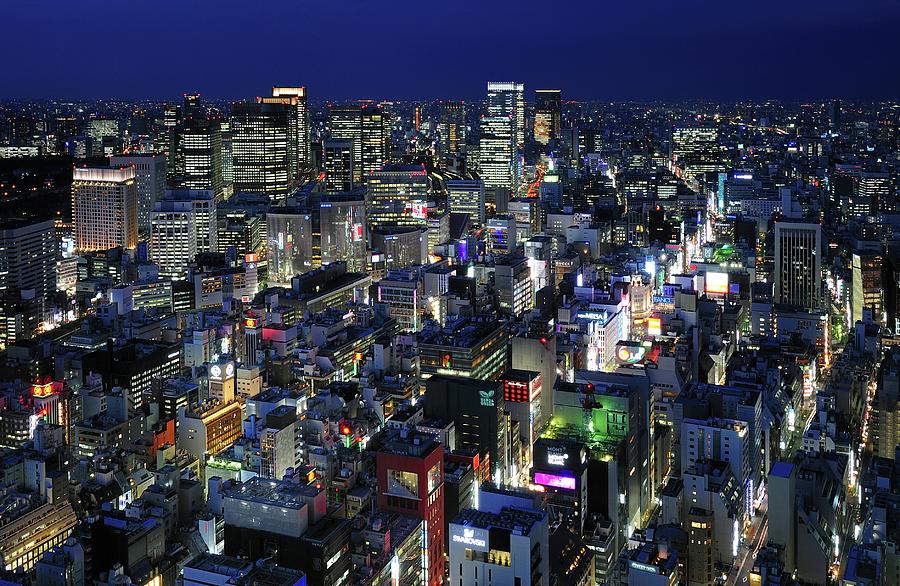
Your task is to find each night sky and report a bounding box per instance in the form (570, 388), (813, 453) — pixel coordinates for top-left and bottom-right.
(4, 0), (900, 102)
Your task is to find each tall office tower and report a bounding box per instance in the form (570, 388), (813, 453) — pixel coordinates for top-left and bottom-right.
(0, 219), (56, 315)
(479, 115), (515, 190)
(270, 86), (310, 170)
(487, 81), (525, 149)
(329, 105), (363, 184)
(186, 190), (219, 252)
(447, 179), (485, 226)
(219, 119), (233, 195)
(773, 221), (823, 311)
(373, 427), (444, 586)
(367, 164), (431, 228)
(72, 166), (138, 252)
(361, 104), (390, 178)
(860, 171), (893, 214)
(329, 103), (390, 183)
(175, 116), (224, 199)
(672, 126), (723, 176)
(161, 104), (182, 180)
(230, 101), (294, 203)
(183, 92), (202, 118)
(322, 140), (355, 192)
(149, 200), (197, 280)
(86, 118), (119, 158)
(852, 251), (884, 325)
(534, 89), (562, 145)
(439, 101), (466, 157)
(874, 348), (900, 461)
(110, 153), (166, 238)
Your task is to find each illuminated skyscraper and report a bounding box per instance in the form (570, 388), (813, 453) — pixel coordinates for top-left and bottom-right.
(329, 105), (363, 184)
(361, 105), (390, 178)
(149, 199), (197, 279)
(323, 139), (354, 193)
(479, 115), (515, 190)
(329, 103), (390, 183)
(487, 81), (525, 149)
(447, 179), (485, 226)
(230, 101), (294, 203)
(269, 86), (310, 174)
(367, 164), (431, 228)
(439, 101), (465, 156)
(534, 89), (561, 145)
(774, 221), (823, 311)
(110, 153), (166, 238)
(174, 116), (224, 199)
(72, 166), (138, 252)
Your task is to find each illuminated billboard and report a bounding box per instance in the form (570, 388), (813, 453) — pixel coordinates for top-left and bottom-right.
(534, 472), (576, 490)
(647, 317), (662, 337)
(706, 272), (729, 295)
(616, 342), (647, 365)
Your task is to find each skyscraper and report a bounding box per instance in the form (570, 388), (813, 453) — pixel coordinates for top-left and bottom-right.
(446, 179), (486, 226)
(774, 221), (823, 310)
(329, 103), (390, 183)
(0, 218), (56, 315)
(487, 81), (525, 150)
(269, 86), (310, 174)
(367, 164), (431, 229)
(329, 105), (363, 185)
(439, 101), (465, 157)
(322, 139), (355, 193)
(479, 115), (515, 190)
(230, 101), (294, 203)
(534, 89), (562, 145)
(110, 153), (166, 238)
(174, 116), (224, 199)
(72, 166), (138, 252)
(149, 200), (197, 280)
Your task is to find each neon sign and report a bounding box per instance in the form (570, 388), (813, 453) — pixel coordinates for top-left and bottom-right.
(534, 472), (576, 490)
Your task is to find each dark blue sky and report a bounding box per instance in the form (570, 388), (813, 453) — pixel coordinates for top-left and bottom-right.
(4, 0), (900, 101)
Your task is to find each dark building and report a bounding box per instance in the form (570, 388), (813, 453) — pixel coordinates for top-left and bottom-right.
(424, 374), (509, 485)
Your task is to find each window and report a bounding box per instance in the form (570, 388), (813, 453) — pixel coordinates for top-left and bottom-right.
(387, 469), (418, 498)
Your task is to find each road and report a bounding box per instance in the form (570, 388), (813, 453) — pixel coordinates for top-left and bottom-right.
(727, 496), (768, 585)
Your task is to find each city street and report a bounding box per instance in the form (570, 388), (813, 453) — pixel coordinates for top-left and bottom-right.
(727, 496), (769, 585)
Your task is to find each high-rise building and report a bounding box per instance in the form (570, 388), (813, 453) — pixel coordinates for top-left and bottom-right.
(0, 218), (56, 315)
(230, 101), (294, 203)
(534, 89), (562, 145)
(322, 139), (355, 193)
(86, 118), (119, 157)
(447, 179), (485, 226)
(149, 200), (197, 280)
(167, 189), (217, 253)
(852, 251), (883, 325)
(439, 101), (466, 157)
(361, 105), (390, 178)
(328, 104), (390, 183)
(174, 116), (224, 199)
(373, 427), (444, 586)
(773, 221), (823, 311)
(110, 153), (166, 238)
(479, 115), (515, 190)
(860, 171), (893, 215)
(271, 86), (310, 171)
(72, 166), (138, 252)
(487, 81), (525, 149)
(367, 164), (431, 228)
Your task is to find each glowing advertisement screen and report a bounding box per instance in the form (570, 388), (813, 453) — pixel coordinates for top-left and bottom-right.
(616, 342), (647, 365)
(706, 271), (729, 294)
(534, 472), (576, 490)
